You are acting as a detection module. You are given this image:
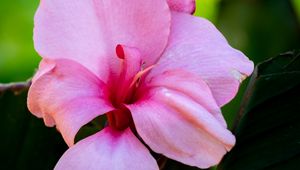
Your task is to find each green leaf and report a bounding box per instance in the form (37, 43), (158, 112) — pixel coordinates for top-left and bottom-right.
(195, 0), (220, 23)
(218, 51), (300, 170)
(0, 82), (67, 170)
(218, 0), (300, 128)
(217, 0), (300, 64)
(74, 115), (106, 143)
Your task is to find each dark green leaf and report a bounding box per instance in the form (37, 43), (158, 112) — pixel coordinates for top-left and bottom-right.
(218, 51), (300, 170)
(75, 115), (106, 143)
(163, 160), (204, 170)
(219, 0), (300, 128)
(0, 82), (67, 170)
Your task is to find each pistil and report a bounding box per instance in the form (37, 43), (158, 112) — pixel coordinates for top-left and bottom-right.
(107, 44), (155, 130)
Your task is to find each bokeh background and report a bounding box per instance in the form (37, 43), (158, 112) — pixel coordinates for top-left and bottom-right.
(1, 0), (299, 128)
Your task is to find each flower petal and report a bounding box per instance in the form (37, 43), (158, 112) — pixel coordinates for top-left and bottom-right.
(55, 127), (158, 170)
(28, 59), (114, 146)
(34, 0), (171, 81)
(150, 12), (254, 106)
(128, 87), (235, 169)
(167, 0), (196, 14)
(147, 69), (226, 127)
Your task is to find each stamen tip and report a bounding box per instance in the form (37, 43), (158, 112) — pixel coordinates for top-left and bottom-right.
(116, 44), (125, 59)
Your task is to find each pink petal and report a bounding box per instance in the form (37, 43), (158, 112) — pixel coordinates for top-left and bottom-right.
(128, 87), (235, 169)
(150, 12), (254, 106)
(34, 0), (171, 82)
(31, 59), (56, 83)
(55, 127), (158, 170)
(147, 69), (227, 127)
(167, 0), (196, 14)
(28, 59), (114, 146)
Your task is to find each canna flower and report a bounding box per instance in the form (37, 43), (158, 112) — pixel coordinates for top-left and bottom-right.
(27, 0), (254, 169)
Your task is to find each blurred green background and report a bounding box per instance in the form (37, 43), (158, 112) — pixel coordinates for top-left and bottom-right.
(0, 0), (299, 127)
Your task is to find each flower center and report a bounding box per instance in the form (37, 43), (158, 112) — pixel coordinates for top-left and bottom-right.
(107, 45), (154, 130)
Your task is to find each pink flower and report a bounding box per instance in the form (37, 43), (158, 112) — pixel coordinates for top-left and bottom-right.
(27, 0), (253, 169)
